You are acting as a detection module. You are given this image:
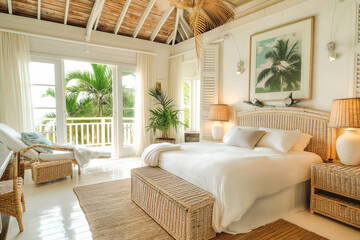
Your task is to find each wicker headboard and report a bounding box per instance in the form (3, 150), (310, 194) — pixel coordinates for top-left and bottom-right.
(235, 107), (331, 160)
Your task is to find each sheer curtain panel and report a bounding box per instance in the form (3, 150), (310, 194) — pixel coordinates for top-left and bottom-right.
(0, 32), (34, 132)
(168, 55), (184, 143)
(135, 53), (156, 156)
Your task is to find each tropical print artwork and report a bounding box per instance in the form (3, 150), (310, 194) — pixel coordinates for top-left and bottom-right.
(255, 32), (302, 93)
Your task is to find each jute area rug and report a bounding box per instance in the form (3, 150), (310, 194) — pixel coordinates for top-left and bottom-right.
(73, 179), (327, 240)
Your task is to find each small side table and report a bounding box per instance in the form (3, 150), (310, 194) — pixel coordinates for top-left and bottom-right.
(310, 161), (360, 229)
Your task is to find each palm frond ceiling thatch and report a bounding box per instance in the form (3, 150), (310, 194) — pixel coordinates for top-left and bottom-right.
(170, 0), (236, 58)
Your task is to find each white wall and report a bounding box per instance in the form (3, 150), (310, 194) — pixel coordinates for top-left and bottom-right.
(220, 0), (356, 114)
(173, 0), (357, 117)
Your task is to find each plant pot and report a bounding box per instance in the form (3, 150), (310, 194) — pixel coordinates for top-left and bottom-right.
(155, 138), (176, 144)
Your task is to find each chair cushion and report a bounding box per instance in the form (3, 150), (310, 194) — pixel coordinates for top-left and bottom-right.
(0, 123), (38, 160)
(39, 151), (75, 161)
(21, 132), (53, 153)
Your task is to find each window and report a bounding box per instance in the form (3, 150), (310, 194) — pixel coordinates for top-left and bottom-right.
(30, 61), (58, 142)
(122, 72), (136, 146)
(183, 78), (200, 131)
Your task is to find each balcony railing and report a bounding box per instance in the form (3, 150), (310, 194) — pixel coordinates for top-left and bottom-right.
(35, 117), (135, 147)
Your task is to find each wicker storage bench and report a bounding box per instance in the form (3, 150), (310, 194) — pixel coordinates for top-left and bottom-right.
(311, 162), (360, 229)
(31, 160), (73, 186)
(131, 167), (216, 240)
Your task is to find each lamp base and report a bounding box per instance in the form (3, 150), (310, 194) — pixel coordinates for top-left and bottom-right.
(336, 129), (360, 165)
(211, 122), (223, 140)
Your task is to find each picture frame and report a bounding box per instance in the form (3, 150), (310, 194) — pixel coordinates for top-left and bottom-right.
(249, 17), (314, 101)
(156, 79), (164, 91)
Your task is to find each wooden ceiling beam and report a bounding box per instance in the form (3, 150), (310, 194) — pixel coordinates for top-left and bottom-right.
(85, 0), (106, 42)
(64, 0), (70, 24)
(132, 0), (156, 38)
(114, 0), (132, 34)
(150, 6), (175, 42)
(172, 8), (180, 46)
(179, 21), (188, 39)
(179, 11), (193, 38)
(37, 0), (41, 19)
(178, 26), (185, 41)
(166, 30), (175, 44)
(94, 2), (105, 30)
(7, 0), (12, 14)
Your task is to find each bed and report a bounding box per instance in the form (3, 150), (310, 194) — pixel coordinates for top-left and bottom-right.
(145, 107), (332, 234)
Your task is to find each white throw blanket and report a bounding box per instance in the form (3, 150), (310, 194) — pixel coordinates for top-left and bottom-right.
(52, 143), (111, 168)
(151, 142), (322, 233)
(141, 143), (181, 166)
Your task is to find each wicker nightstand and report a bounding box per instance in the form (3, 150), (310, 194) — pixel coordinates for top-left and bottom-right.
(310, 161), (360, 229)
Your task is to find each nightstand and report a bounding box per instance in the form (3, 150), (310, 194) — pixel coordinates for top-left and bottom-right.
(310, 161), (360, 229)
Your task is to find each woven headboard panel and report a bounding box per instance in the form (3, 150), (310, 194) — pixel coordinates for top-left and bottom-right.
(236, 107), (331, 160)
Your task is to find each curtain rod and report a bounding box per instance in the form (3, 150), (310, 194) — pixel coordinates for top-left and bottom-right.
(0, 28), (158, 56)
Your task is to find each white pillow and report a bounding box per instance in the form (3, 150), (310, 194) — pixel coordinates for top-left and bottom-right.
(223, 126), (259, 142)
(257, 128), (301, 153)
(291, 133), (313, 152)
(224, 128), (266, 149)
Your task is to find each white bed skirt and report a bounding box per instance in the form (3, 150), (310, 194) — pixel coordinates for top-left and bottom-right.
(225, 180), (310, 234)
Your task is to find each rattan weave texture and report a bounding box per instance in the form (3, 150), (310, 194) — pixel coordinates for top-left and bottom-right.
(31, 160), (73, 186)
(131, 167), (216, 240)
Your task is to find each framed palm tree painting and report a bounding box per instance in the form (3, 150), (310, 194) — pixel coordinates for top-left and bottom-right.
(249, 17), (314, 101)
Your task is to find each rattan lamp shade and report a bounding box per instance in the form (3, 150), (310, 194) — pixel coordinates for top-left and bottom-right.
(208, 104), (229, 122)
(329, 98), (360, 128)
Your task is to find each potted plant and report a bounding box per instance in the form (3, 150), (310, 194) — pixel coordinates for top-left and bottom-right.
(147, 87), (184, 144)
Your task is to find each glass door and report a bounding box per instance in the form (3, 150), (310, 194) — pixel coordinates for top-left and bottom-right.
(29, 57), (65, 142)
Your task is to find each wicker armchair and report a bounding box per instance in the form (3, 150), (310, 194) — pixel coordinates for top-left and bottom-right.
(0, 153), (26, 232)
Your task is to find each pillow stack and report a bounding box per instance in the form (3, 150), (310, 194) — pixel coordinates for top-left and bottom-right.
(223, 126), (313, 153)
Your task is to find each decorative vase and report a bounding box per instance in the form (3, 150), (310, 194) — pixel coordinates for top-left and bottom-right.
(336, 129), (360, 165)
(211, 122), (223, 140)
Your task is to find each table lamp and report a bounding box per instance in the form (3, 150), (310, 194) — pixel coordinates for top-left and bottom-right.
(329, 98), (360, 165)
(208, 104), (229, 140)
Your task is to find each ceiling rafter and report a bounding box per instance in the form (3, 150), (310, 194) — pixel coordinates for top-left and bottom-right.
(85, 0), (106, 42)
(7, 0), (12, 14)
(94, 2), (105, 30)
(166, 30), (175, 44)
(114, 0), (132, 34)
(150, 6), (175, 42)
(179, 21), (188, 39)
(178, 26), (185, 41)
(64, 0), (70, 24)
(37, 0), (41, 19)
(132, 0), (156, 38)
(179, 11), (193, 38)
(172, 8), (180, 46)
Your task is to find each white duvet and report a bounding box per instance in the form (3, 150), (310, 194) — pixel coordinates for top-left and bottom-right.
(150, 142), (322, 233)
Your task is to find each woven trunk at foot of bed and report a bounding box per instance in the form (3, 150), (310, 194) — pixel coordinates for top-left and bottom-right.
(131, 167), (216, 240)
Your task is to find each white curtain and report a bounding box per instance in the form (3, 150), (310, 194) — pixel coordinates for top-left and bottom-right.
(0, 32), (33, 132)
(135, 53), (156, 156)
(168, 55), (184, 143)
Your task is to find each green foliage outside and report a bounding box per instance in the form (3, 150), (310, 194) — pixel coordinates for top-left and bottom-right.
(42, 64), (135, 118)
(147, 88), (184, 139)
(183, 80), (190, 130)
(256, 39), (301, 93)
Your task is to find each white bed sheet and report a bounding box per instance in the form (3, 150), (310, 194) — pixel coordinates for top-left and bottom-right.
(158, 142), (322, 233)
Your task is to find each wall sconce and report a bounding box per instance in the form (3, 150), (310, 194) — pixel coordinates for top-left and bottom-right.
(327, 42), (336, 61)
(237, 61), (245, 75)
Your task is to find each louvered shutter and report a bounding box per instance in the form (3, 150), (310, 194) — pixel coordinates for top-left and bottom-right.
(200, 45), (219, 140)
(356, 54), (360, 97)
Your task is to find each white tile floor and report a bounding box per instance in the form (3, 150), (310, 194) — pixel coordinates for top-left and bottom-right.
(5, 158), (360, 240)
